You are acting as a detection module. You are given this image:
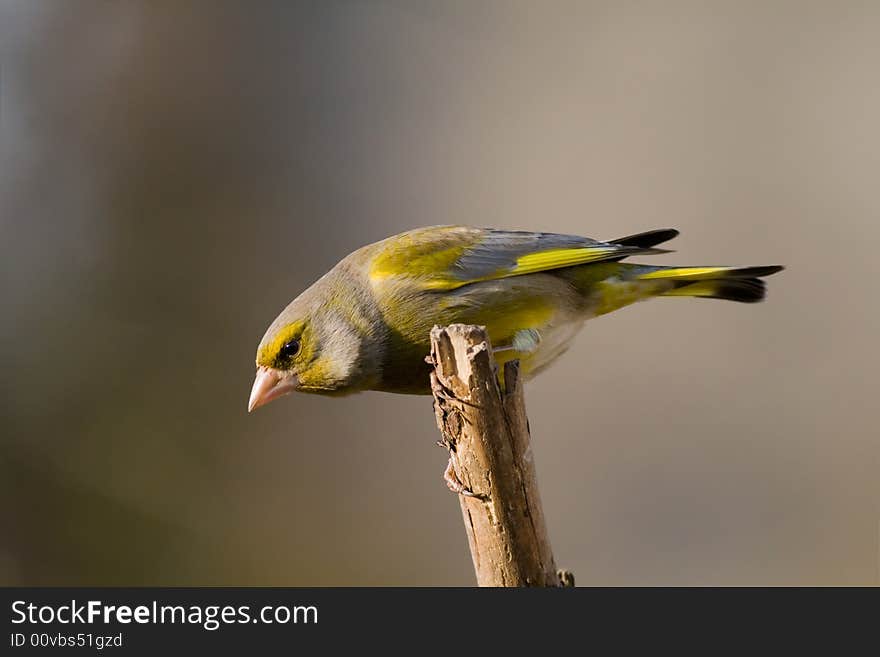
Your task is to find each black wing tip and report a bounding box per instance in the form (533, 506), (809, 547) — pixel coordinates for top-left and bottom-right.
(611, 228), (680, 249)
(607, 244), (674, 262)
(725, 265), (785, 278)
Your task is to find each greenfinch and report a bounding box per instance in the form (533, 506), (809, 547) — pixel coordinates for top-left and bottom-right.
(249, 225), (782, 410)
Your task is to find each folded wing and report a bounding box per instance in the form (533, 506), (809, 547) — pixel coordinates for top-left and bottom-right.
(370, 225), (672, 291)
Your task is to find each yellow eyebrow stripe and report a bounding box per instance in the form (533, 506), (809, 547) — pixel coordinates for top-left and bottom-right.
(257, 320), (306, 367)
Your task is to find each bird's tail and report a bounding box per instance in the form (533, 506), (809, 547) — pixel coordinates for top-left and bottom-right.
(639, 265), (784, 303)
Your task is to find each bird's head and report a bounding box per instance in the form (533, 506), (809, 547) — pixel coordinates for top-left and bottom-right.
(248, 281), (377, 411)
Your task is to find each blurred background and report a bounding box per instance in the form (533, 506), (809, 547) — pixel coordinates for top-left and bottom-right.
(1, 0), (878, 585)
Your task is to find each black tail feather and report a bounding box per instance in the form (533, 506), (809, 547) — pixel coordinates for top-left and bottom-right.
(673, 278), (769, 303)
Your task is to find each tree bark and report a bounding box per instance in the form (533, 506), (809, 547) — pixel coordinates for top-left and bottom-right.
(429, 324), (561, 587)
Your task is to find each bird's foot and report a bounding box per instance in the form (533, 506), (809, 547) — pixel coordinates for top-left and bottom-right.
(494, 328), (542, 354)
(557, 569), (576, 587)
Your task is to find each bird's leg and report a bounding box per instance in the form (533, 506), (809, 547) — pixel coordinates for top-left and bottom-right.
(493, 328), (542, 354)
(557, 570), (576, 587)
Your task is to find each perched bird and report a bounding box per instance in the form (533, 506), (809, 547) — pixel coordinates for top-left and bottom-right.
(249, 225), (782, 410)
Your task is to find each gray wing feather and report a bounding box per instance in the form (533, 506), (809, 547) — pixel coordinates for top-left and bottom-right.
(451, 229), (657, 281)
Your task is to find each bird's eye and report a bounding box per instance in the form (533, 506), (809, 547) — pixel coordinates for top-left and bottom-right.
(279, 339), (300, 360)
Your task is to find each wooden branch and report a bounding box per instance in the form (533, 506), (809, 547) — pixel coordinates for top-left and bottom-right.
(429, 324), (562, 587)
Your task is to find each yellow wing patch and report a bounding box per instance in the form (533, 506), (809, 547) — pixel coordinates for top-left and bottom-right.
(370, 244), (466, 285)
(368, 226), (638, 292)
(372, 244), (624, 290)
(510, 247), (622, 278)
(368, 227), (471, 288)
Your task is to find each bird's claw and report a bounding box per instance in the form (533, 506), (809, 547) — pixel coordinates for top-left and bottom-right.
(494, 328), (542, 354)
(557, 570), (576, 587)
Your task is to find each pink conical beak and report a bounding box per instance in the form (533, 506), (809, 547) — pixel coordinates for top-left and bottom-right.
(248, 366), (298, 412)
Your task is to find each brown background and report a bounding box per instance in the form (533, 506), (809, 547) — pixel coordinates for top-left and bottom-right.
(2, 1), (877, 585)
